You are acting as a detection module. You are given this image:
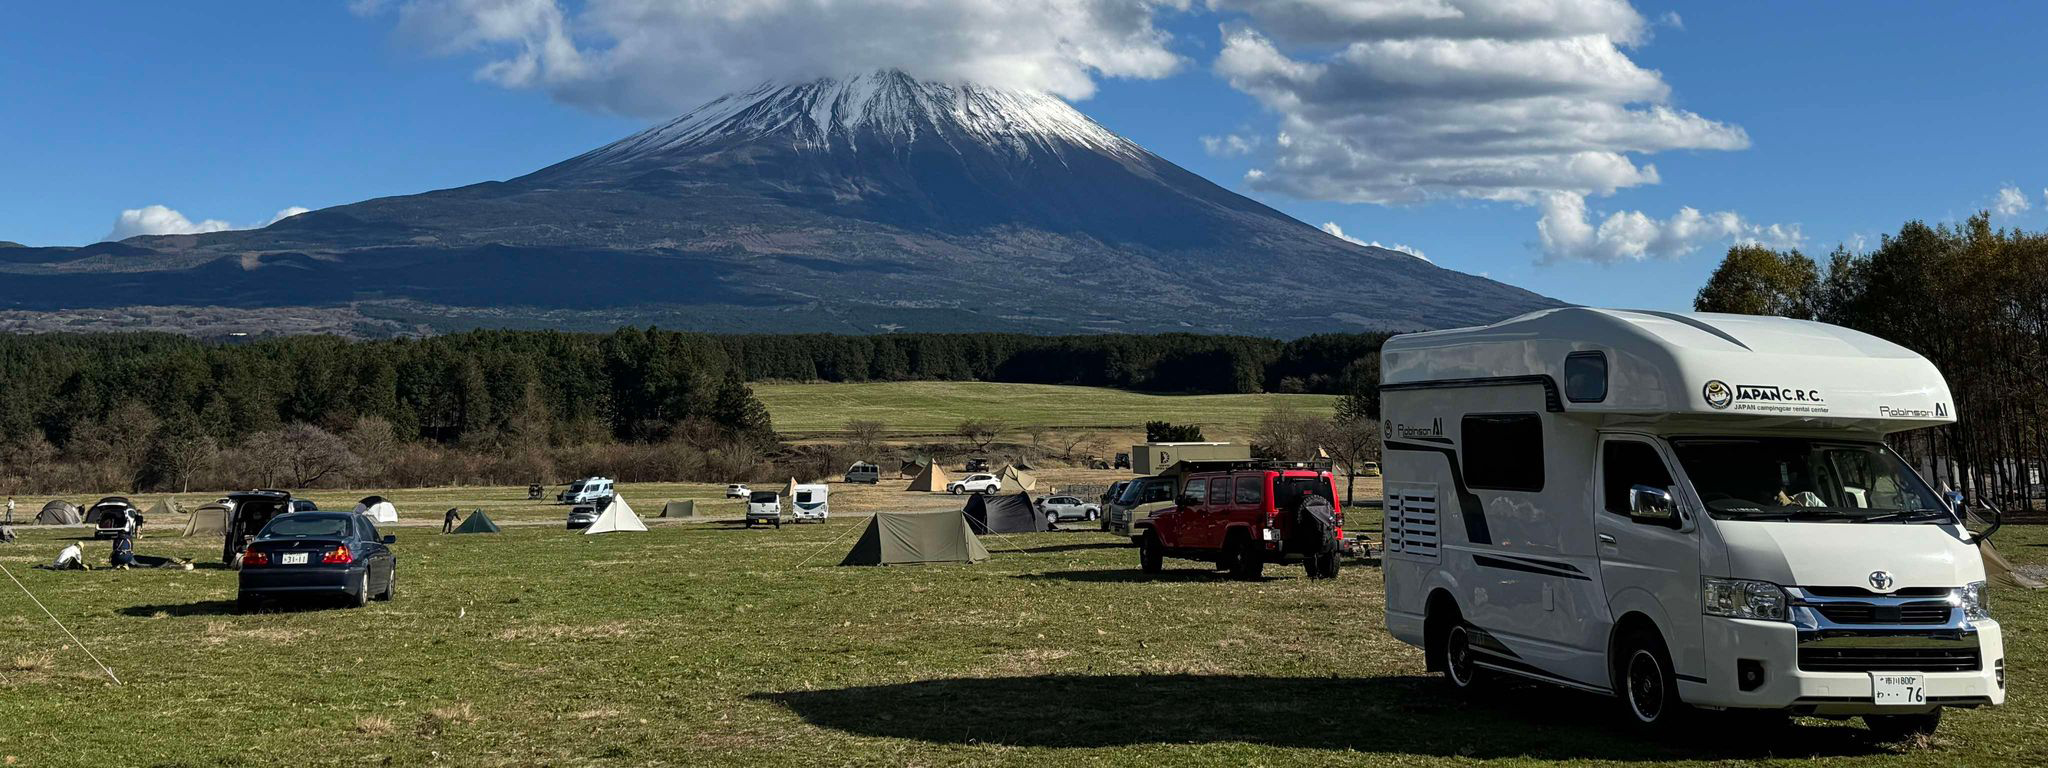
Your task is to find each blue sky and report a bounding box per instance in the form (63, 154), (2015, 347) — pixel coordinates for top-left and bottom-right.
(4, 1), (2045, 310)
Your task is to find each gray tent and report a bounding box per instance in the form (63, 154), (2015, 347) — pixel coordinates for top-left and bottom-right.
(35, 500), (81, 525)
(840, 511), (990, 566)
(661, 500), (697, 518)
(963, 491), (1047, 534)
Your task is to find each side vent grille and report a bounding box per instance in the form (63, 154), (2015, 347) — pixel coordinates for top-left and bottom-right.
(1385, 482), (1441, 561)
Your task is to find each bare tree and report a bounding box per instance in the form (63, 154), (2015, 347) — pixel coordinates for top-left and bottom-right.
(957, 419), (1003, 452)
(844, 419), (886, 457)
(245, 423), (361, 488)
(1325, 414), (1381, 505)
(1252, 403), (1334, 463)
(1056, 431), (1106, 463)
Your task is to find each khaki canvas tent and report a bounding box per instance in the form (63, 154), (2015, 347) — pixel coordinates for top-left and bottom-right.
(661, 500), (697, 518)
(35, 500), (81, 525)
(840, 511), (990, 566)
(182, 502), (230, 537)
(963, 491), (1047, 534)
(145, 499), (176, 518)
(354, 495), (399, 524)
(905, 463), (951, 492)
(996, 466), (1038, 494)
(585, 494), (648, 534)
(452, 509), (501, 534)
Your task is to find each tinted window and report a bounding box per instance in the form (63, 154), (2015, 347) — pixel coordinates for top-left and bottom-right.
(1564, 352), (1608, 403)
(750, 491), (778, 502)
(259, 516), (349, 539)
(1235, 476), (1264, 505)
(1274, 475), (1335, 509)
(1183, 478), (1208, 504)
(1603, 440), (1674, 515)
(796, 491), (813, 503)
(1462, 414), (1544, 492)
(360, 518), (380, 540)
(1208, 478), (1233, 505)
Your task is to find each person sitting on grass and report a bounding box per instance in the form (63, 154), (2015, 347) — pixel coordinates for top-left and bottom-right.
(443, 507), (460, 533)
(46, 542), (89, 571)
(109, 530), (193, 570)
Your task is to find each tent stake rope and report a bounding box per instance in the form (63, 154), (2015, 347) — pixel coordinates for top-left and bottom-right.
(0, 560), (122, 685)
(793, 517), (869, 570)
(965, 518), (1031, 556)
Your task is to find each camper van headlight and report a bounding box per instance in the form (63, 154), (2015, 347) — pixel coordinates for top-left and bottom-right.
(1702, 577), (1788, 621)
(1960, 581), (1992, 621)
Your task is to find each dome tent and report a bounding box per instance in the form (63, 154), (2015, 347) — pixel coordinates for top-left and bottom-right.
(354, 495), (399, 524)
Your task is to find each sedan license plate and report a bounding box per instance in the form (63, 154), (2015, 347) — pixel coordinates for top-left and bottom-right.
(280, 552), (309, 565)
(1871, 673), (1925, 706)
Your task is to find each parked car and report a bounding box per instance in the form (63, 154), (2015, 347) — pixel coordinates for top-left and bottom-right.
(1037, 495), (1101, 525)
(566, 499), (606, 530)
(964, 458), (991, 473)
(1113, 453), (1131, 470)
(844, 463), (881, 484)
(1099, 481), (1130, 531)
(237, 511), (397, 611)
(745, 491), (784, 528)
(1107, 474), (1179, 540)
(1359, 461), (1381, 477)
(725, 484), (751, 500)
(557, 477), (614, 505)
(947, 473), (1001, 495)
(1138, 460), (1344, 580)
(223, 490), (294, 564)
(89, 497), (142, 539)
(291, 499), (319, 513)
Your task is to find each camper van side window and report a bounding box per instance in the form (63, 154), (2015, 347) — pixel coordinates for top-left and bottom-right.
(1564, 351), (1607, 403)
(1462, 414), (1544, 492)
(1602, 441), (1674, 515)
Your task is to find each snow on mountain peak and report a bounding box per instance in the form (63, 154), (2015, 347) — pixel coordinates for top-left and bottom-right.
(568, 69), (1147, 167)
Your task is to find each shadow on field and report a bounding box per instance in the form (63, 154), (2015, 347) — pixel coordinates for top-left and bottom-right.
(753, 674), (1887, 760)
(1013, 568), (1282, 584)
(1011, 541), (1125, 554)
(117, 599), (354, 617)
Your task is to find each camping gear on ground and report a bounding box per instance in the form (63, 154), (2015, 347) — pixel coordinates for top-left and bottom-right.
(661, 500), (697, 518)
(904, 463), (951, 492)
(0, 525), (14, 543)
(791, 484), (830, 522)
(354, 495), (400, 524)
(35, 500), (82, 525)
(840, 511), (991, 566)
(182, 502), (230, 537)
(584, 494), (647, 534)
(963, 492), (1046, 534)
(996, 466), (1038, 493)
(452, 509), (501, 534)
(528, 484), (545, 500)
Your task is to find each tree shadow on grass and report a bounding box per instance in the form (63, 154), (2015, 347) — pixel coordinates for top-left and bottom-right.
(751, 674), (1889, 761)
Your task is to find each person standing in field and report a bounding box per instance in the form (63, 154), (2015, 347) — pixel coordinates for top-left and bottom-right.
(4, 497), (14, 524)
(443, 507), (460, 533)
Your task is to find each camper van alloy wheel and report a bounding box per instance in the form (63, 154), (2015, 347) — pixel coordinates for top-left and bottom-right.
(1443, 625), (1481, 690)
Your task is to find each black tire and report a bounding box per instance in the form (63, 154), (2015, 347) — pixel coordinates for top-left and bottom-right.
(377, 567), (395, 601)
(1439, 623), (1486, 691)
(1618, 628), (1685, 728)
(745, 519), (754, 528)
(1307, 550), (1341, 579)
(1865, 711), (1942, 742)
(235, 593), (258, 614)
(1226, 533), (1263, 580)
(1139, 531), (1163, 573)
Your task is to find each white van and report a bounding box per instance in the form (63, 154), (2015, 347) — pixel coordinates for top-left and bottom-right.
(557, 477), (614, 505)
(1380, 308), (2003, 738)
(791, 484), (830, 521)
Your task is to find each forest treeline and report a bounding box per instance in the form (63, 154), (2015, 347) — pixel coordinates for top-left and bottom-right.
(0, 328), (1385, 495)
(1696, 213), (2048, 507)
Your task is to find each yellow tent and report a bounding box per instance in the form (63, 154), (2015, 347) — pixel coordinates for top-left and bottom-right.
(905, 463), (951, 492)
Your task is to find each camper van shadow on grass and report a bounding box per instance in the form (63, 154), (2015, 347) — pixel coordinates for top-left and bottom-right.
(1379, 308), (2004, 739)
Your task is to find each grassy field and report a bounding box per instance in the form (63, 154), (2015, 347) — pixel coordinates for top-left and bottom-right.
(1, 478), (2043, 767)
(752, 381), (1338, 440)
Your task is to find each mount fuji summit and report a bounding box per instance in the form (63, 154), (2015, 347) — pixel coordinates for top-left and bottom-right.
(1, 70), (1558, 336)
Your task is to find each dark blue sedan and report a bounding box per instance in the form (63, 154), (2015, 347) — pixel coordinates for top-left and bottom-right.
(237, 512), (397, 611)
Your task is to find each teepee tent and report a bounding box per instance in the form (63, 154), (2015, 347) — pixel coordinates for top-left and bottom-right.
(35, 500), (81, 525)
(964, 491), (1046, 534)
(905, 463), (951, 492)
(451, 509), (501, 534)
(996, 466), (1038, 493)
(354, 495), (399, 524)
(661, 500), (697, 518)
(840, 511), (990, 566)
(585, 494), (648, 534)
(182, 502), (229, 537)
(145, 499), (176, 518)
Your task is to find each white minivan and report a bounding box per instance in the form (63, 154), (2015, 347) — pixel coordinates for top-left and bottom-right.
(1380, 308), (2003, 738)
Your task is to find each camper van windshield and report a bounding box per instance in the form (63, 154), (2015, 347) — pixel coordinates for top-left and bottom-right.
(1670, 438), (1949, 523)
(568, 481), (586, 492)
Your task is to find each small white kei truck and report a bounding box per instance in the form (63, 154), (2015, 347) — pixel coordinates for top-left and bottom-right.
(1380, 308), (2003, 738)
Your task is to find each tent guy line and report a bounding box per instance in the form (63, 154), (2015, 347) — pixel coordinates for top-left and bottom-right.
(0, 559), (122, 685)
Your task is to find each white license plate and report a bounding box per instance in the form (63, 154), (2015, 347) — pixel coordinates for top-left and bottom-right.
(1871, 673), (1926, 706)
(280, 552), (309, 565)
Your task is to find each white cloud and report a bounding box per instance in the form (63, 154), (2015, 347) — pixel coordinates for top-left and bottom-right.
(364, 0), (1190, 117)
(268, 206), (312, 224)
(1201, 133), (1261, 156)
(104, 205), (232, 242)
(1320, 221), (1430, 261)
(1536, 192), (1802, 264)
(1993, 185), (2030, 216)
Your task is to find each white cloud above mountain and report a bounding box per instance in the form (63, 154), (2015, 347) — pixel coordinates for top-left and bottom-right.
(362, 0), (1190, 117)
(103, 204), (310, 242)
(1320, 221), (1429, 261)
(1535, 192), (1802, 264)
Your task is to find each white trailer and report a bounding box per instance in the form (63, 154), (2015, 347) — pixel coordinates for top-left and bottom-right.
(791, 483), (830, 522)
(1380, 308), (2003, 737)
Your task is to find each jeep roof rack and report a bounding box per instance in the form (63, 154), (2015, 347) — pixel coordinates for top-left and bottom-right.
(1160, 458), (1335, 474)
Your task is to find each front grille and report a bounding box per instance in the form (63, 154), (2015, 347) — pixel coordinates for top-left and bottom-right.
(1798, 646), (1980, 673)
(1814, 602), (1952, 625)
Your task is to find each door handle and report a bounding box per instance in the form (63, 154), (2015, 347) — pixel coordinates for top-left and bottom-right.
(1597, 534), (1617, 545)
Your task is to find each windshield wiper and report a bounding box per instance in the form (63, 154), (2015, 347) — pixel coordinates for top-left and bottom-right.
(1857, 509), (1954, 524)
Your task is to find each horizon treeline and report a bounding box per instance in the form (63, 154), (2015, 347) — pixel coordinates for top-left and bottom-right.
(1696, 213), (2048, 506)
(0, 328), (1385, 495)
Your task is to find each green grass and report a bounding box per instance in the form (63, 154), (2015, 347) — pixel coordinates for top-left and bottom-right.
(1, 491), (2043, 767)
(753, 380), (1339, 439)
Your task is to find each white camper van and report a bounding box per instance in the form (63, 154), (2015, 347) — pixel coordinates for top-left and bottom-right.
(791, 484), (830, 522)
(1380, 308), (2003, 737)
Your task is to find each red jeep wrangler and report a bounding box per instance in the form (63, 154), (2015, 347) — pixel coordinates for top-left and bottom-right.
(1137, 460), (1344, 580)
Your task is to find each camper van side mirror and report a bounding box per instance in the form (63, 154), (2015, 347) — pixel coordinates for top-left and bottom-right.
(1628, 485), (1678, 527)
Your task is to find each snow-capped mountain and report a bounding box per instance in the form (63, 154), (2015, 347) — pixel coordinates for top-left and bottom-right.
(0, 70), (1559, 336)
